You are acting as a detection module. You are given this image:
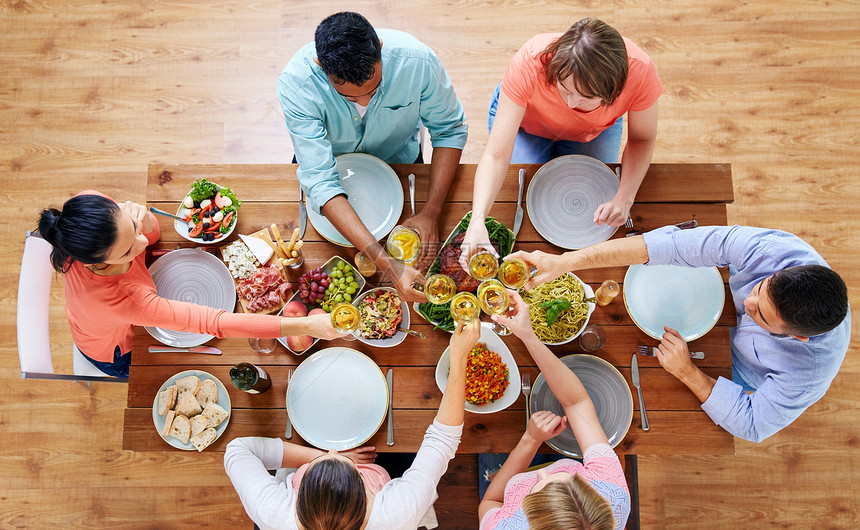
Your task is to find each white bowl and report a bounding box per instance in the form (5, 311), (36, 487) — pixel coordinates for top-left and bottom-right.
(435, 322), (521, 414)
(527, 272), (596, 346)
(174, 182), (238, 244)
(352, 287), (409, 347)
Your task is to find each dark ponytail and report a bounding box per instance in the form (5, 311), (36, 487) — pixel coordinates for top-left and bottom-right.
(37, 195), (120, 273)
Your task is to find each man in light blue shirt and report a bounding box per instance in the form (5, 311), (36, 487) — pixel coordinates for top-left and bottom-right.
(277, 12), (468, 302)
(507, 225), (850, 442)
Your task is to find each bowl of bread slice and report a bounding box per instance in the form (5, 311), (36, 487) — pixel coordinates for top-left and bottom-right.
(153, 370), (231, 451)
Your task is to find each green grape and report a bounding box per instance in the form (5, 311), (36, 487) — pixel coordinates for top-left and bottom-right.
(335, 294), (344, 302)
(343, 264), (353, 273)
(332, 270), (342, 278)
(346, 286), (356, 295)
(349, 281), (359, 289)
(336, 261), (346, 270)
(344, 294), (352, 302)
(346, 275), (355, 283)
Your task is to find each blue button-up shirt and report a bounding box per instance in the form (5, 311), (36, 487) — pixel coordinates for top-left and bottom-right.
(642, 225), (850, 442)
(277, 29), (468, 214)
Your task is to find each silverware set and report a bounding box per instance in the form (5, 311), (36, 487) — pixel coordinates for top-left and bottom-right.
(521, 373), (531, 428)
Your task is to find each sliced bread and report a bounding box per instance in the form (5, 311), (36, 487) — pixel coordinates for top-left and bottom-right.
(161, 410), (176, 438)
(168, 414), (191, 444)
(157, 385), (178, 415)
(190, 427), (217, 452)
(175, 389), (203, 417)
(175, 375), (200, 394)
(195, 378), (218, 408)
(202, 402), (229, 428)
(189, 414), (208, 437)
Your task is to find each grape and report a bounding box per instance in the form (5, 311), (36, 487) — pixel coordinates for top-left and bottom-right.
(297, 269), (332, 305)
(346, 286), (356, 295)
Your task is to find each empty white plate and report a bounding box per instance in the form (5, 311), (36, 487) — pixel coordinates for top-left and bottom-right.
(624, 264), (725, 341)
(287, 347), (388, 450)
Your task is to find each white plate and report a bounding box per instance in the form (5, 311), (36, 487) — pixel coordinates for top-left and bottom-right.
(145, 249), (237, 347)
(173, 182), (238, 244)
(524, 272), (596, 346)
(529, 355), (632, 457)
(526, 155), (619, 249)
(151, 369), (232, 451)
(435, 323), (521, 414)
(306, 153), (403, 247)
(353, 287), (409, 347)
(287, 347), (388, 450)
(623, 264), (725, 341)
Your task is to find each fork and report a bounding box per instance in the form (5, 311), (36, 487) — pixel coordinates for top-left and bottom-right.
(285, 368), (293, 439)
(637, 345), (705, 360)
(615, 166), (633, 229)
(521, 374), (531, 428)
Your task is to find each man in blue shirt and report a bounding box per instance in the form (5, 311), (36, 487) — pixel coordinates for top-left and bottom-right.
(278, 12), (468, 302)
(505, 225), (850, 442)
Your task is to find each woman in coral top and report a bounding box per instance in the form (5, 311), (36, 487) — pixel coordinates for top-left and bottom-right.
(38, 192), (342, 377)
(462, 18), (663, 266)
(478, 290), (630, 529)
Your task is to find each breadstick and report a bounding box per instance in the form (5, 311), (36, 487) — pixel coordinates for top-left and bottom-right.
(291, 250), (298, 258)
(294, 239), (304, 250)
(287, 227), (300, 252)
(271, 224), (291, 256)
(256, 231), (286, 260)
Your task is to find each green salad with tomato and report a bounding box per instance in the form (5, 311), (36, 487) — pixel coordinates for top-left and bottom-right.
(180, 179), (241, 242)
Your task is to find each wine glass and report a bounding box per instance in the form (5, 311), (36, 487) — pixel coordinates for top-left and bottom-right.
(385, 225), (421, 266)
(468, 251), (499, 281)
(423, 274), (457, 304)
(477, 279), (511, 335)
(498, 258), (530, 291)
(330, 302), (360, 341)
(449, 292), (480, 324)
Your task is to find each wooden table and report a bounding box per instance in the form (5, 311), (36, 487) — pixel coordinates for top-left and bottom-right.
(124, 162), (736, 458)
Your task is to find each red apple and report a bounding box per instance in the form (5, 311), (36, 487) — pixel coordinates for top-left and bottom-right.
(283, 300), (308, 318)
(308, 308), (327, 316)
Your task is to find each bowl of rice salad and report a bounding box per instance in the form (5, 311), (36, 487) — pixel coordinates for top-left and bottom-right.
(435, 322), (521, 414)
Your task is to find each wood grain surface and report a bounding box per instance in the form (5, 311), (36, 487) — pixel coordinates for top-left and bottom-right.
(3, 1), (859, 528)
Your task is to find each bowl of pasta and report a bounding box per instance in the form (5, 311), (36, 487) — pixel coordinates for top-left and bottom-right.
(522, 272), (595, 346)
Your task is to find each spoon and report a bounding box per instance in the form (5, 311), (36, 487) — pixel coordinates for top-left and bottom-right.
(397, 327), (426, 339)
(149, 206), (190, 225)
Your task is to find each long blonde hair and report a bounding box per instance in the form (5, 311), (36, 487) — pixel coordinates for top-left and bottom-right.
(521, 473), (615, 530)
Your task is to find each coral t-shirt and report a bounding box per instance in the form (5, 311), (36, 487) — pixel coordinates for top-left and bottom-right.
(502, 33), (663, 142)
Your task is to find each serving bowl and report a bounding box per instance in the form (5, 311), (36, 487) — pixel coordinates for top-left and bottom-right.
(352, 287), (409, 348)
(174, 181), (239, 244)
(525, 272), (596, 346)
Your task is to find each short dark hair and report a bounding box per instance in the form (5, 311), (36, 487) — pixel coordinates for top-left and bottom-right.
(540, 18), (628, 106)
(767, 265), (848, 336)
(38, 194), (120, 273)
(296, 458), (366, 530)
(314, 12), (381, 86)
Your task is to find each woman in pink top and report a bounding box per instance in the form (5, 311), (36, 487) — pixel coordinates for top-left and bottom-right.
(462, 18), (663, 267)
(478, 291), (630, 529)
(37, 192), (342, 377)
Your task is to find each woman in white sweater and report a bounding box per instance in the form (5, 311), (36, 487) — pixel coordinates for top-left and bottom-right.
(224, 320), (480, 530)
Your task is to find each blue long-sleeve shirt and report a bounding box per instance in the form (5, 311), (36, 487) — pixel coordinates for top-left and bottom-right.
(642, 225), (850, 442)
(277, 29), (468, 214)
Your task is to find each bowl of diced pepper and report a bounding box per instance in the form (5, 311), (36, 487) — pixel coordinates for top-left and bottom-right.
(174, 179), (241, 244)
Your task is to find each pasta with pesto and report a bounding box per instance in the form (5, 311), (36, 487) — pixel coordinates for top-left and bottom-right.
(522, 274), (590, 343)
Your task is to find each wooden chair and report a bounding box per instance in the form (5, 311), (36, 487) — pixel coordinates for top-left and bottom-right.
(17, 231), (126, 383)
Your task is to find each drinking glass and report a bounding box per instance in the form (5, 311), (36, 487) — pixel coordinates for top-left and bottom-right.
(498, 258), (529, 290)
(468, 251), (499, 281)
(330, 302), (360, 341)
(385, 225), (421, 265)
(449, 292), (480, 324)
(248, 337), (278, 353)
(578, 324), (606, 352)
(423, 274), (457, 304)
(477, 279), (511, 335)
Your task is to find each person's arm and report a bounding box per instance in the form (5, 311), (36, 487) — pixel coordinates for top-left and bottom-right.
(436, 320), (481, 426)
(657, 326), (717, 402)
(321, 196), (427, 303)
(593, 102), (659, 227)
(402, 146), (462, 271)
(223, 437), (295, 526)
(460, 93), (526, 269)
(507, 234), (650, 290)
(478, 410), (568, 519)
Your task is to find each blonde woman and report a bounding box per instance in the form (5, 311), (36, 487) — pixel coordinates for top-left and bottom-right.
(478, 291), (630, 529)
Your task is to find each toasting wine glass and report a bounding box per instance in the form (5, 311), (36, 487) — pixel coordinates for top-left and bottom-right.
(477, 279), (511, 336)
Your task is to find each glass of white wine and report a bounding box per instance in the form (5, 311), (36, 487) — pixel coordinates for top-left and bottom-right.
(498, 258), (530, 291)
(330, 302), (360, 341)
(386, 225), (421, 266)
(449, 292), (481, 325)
(423, 274), (457, 304)
(468, 251), (499, 281)
(477, 279), (511, 335)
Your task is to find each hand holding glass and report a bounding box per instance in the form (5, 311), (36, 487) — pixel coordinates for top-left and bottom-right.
(450, 292), (481, 324)
(330, 302), (360, 341)
(498, 258), (530, 290)
(468, 251), (499, 281)
(423, 274), (457, 304)
(477, 279), (511, 336)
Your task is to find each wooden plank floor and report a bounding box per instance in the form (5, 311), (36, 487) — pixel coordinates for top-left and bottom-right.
(2, 1), (858, 528)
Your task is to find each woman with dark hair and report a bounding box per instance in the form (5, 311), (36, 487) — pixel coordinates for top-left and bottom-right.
(461, 17), (663, 267)
(478, 291), (630, 529)
(37, 191), (342, 377)
(224, 320), (481, 530)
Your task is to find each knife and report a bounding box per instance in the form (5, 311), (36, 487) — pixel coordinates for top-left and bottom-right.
(386, 369), (394, 446)
(512, 168), (525, 236)
(148, 345), (222, 355)
(631, 354), (649, 430)
(408, 173), (416, 216)
(298, 185), (307, 239)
